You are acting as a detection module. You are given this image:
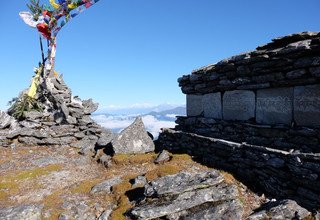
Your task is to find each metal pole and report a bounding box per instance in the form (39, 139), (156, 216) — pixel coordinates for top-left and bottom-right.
(39, 35), (45, 77)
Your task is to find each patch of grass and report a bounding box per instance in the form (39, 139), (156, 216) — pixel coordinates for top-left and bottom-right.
(70, 179), (102, 194)
(109, 195), (132, 220)
(0, 164), (62, 203)
(14, 164), (62, 180)
(145, 164), (182, 182)
(220, 170), (238, 185)
(112, 153), (157, 166)
(171, 154), (192, 162)
(42, 191), (64, 220)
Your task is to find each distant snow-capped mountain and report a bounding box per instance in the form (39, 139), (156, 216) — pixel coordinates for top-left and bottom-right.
(95, 103), (185, 115)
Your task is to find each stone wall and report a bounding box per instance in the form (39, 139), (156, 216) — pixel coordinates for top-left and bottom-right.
(178, 32), (320, 128)
(158, 32), (320, 209)
(158, 129), (320, 209)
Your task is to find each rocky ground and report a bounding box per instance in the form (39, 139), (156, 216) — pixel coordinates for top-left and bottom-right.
(0, 142), (316, 220)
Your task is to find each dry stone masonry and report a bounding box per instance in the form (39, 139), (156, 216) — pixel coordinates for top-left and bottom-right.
(159, 32), (320, 210)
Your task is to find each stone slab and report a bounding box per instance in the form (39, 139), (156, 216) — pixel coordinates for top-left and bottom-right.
(223, 90), (255, 121)
(256, 88), (293, 125)
(187, 95), (203, 117)
(294, 85), (320, 127)
(203, 93), (222, 119)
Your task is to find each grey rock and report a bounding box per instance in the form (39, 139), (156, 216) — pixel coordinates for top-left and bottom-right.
(187, 94), (203, 117)
(66, 116), (77, 124)
(20, 128), (49, 139)
(74, 131), (85, 139)
(69, 107), (85, 118)
(90, 176), (122, 194)
(203, 92), (222, 119)
(294, 85), (320, 127)
(70, 138), (96, 150)
(24, 111), (43, 120)
(112, 117), (155, 154)
(248, 199), (311, 220)
(182, 199), (243, 220)
(131, 183), (238, 219)
(310, 66), (320, 77)
(79, 145), (96, 156)
(131, 175), (147, 188)
(19, 120), (41, 128)
(154, 150), (171, 164)
(98, 209), (112, 220)
(0, 111), (16, 129)
(286, 69), (306, 79)
(267, 158), (285, 168)
(58, 136), (76, 145)
(97, 129), (114, 147)
(78, 115), (94, 126)
(83, 99), (99, 114)
(18, 137), (45, 145)
(256, 87), (293, 126)
(223, 90), (255, 121)
(0, 204), (42, 220)
(145, 170), (224, 197)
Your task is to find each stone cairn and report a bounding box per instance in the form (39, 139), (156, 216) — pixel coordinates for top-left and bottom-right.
(0, 71), (155, 158)
(0, 74), (113, 155)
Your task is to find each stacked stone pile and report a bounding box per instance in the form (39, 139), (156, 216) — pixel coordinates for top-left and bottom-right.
(0, 74), (113, 153)
(179, 31), (320, 95)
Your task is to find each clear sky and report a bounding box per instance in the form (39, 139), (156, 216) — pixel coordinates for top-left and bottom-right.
(0, 0), (319, 111)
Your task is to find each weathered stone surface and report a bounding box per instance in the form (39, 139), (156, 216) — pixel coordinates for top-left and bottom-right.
(96, 129), (114, 147)
(0, 111), (16, 129)
(248, 200), (311, 220)
(256, 88), (293, 125)
(154, 150), (171, 164)
(0, 204), (42, 220)
(90, 176), (122, 194)
(145, 170), (224, 197)
(203, 92), (222, 119)
(186, 94), (203, 116)
(223, 90), (255, 121)
(180, 199), (243, 220)
(294, 85), (320, 127)
(131, 183), (239, 219)
(24, 111), (43, 120)
(131, 175), (147, 188)
(83, 99), (99, 114)
(112, 117), (155, 154)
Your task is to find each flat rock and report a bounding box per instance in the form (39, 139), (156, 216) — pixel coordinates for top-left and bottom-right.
(248, 199), (311, 220)
(90, 176), (122, 194)
(145, 170), (224, 196)
(131, 183), (239, 219)
(112, 117), (155, 154)
(154, 150), (171, 164)
(0, 204), (42, 220)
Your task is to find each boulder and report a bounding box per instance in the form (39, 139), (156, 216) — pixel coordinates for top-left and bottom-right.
(129, 170), (243, 220)
(112, 117), (155, 154)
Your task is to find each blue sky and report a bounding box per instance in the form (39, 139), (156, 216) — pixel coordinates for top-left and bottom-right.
(0, 0), (319, 111)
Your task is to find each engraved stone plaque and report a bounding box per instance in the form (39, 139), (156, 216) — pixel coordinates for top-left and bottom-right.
(256, 88), (293, 125)
(187, 94), (203, 117)
(294, 85), (320, 127)
(203, 92), (222, 119)
(223, 90), (255, 121)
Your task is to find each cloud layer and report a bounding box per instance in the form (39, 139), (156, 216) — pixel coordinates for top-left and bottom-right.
(92, 114), (176, 138)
